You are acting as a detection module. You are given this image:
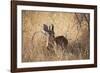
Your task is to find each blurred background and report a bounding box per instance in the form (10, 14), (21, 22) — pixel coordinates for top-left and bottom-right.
(22, 10), (90, 62)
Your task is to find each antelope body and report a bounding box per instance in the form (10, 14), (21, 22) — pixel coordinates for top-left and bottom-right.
(43, 24), (68, 50)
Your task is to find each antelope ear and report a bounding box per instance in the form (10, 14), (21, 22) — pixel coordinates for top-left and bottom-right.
(43, 24), (48, 32)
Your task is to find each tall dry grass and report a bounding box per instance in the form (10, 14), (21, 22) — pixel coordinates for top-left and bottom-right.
(22, 32), (89, 62)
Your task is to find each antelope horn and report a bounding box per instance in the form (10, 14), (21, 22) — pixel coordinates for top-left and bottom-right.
(51, 24), (54, 31)
(49, 25), (51, 30)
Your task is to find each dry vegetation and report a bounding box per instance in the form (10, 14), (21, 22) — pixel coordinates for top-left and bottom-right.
(22, 10), (90, 62)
